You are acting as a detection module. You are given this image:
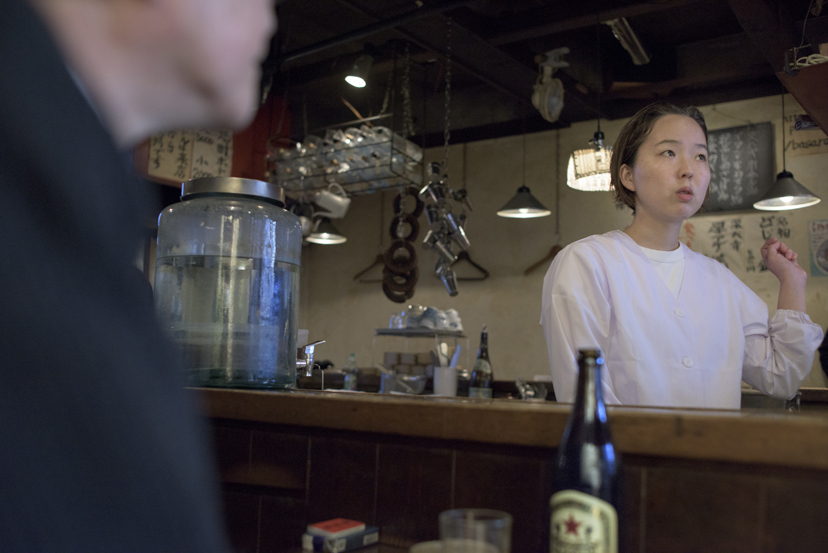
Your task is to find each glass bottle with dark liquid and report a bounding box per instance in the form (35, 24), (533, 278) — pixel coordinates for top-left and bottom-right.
(468, 325), (493, 398)
(550, 348), (622, 553)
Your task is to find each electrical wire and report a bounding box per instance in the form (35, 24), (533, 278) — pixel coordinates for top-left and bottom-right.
(796, 0), (816, 56)
(792, 0), (828, 67)
(794, 54), (828, 67)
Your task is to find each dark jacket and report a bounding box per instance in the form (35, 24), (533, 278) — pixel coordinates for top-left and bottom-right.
(0, 1), (229, 551)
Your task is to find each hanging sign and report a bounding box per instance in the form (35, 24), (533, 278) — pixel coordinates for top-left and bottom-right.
(783, 107), (828, 159)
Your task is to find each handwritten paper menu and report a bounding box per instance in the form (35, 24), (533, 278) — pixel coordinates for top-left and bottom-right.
(147, 129), (233, 181)
(680, 212), (793, 278)
(808, 219), (828, 277)
(191, 130), (233, 178)
(148, 131), (192, 181)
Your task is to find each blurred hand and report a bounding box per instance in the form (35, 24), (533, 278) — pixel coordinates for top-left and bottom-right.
(761, 237), (807, 286)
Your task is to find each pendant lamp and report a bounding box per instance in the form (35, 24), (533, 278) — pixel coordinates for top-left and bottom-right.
(753, 95), (821, 211)
(567, 130), (612, 191)
(498, 125), (551, 218)
(566, 5), (612, 192)
(306, 217), (347, 244)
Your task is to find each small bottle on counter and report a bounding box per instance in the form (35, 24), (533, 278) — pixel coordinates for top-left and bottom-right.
(343, 353), (358, 391)
(549, 348), (622, 553)
(468, 325), (493, 398)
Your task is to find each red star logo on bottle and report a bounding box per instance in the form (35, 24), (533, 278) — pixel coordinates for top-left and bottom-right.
(564, 515), (581, 535)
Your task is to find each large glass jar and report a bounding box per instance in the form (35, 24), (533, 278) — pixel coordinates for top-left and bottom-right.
(154, 177), (302, 389)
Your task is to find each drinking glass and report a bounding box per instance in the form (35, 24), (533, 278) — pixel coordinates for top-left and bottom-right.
(438, 509), (512, 553)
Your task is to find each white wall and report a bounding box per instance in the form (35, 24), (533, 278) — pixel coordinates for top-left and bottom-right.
(299, 94), (828, 388)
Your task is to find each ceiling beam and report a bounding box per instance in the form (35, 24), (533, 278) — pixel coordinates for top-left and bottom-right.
(334, 0), (537, 107)
(487, 0), (704, 47)
(724, 0), (799, 72)
(278, 0), (474, 65)
(604, 32), (771, 100)
(605, 77), (785, 121)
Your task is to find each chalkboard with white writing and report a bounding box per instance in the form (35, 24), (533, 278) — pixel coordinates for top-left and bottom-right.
(705, 122), (774, 212)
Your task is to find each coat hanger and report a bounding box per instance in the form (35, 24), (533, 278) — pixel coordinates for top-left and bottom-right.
(523, 245), (563, 276)
(451, 250), (490, 281)
(353, 253), (384, 283)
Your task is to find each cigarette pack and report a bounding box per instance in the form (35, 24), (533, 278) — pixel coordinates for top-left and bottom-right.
(306, 518), (365, 539)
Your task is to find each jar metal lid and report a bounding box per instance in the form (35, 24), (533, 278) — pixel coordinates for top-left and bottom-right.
(181, 177), (285, 207)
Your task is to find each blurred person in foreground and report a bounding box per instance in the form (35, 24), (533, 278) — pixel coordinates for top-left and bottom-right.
(0, 0), (276, 550)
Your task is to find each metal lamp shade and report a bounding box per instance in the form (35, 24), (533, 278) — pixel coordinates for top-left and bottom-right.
(497, 186), (551, 218)
(307, 217), (347, 244)
(345, 54), (373, 88)
(753, 171), (821, 211)
(567, 146), (612, 191)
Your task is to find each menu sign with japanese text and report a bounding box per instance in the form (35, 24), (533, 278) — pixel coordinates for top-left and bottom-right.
(808, 219), (828, 277)
(680, 213), (793, 278)
(147, 129), (233, 182)
(705, 123), (774, 212)
(148, 131), (192, 182)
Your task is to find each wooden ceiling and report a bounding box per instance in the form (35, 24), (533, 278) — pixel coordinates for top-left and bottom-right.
(265, 0), (824, 145)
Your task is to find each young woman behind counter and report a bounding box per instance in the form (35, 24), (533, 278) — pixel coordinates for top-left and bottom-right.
(541, 103), (823, 409)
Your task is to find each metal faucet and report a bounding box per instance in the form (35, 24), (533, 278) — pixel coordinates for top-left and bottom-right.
(296, 340), (325, 377)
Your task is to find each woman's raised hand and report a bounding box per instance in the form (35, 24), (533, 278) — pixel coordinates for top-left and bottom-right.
(761, 237), (807, 287)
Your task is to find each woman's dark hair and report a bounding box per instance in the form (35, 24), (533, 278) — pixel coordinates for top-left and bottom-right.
(611, 103), (708, 213)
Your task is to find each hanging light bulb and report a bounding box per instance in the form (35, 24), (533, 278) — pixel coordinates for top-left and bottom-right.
(567, 8), (612, 192)
(307, 217), (347, 244)
(498, 125), (552, 218)
(567, 132), (612, 192)
(754, 95), (820, 211)
(345, 54), (373, 88)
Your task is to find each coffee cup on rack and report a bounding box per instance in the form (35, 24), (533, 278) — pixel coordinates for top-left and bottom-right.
(313, 183), (351, 219)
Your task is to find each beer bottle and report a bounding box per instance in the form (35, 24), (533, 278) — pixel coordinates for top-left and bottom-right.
(549, 348), (622, 553)
(468, 325), (493, 398)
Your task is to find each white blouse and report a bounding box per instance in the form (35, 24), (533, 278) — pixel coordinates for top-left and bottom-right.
(540, 230), (823, 409)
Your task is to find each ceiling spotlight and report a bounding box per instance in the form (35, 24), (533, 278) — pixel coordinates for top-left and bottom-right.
(307, 217), (347, 244)
(345, 54), (373, 88)
(605, 17), (650, 66)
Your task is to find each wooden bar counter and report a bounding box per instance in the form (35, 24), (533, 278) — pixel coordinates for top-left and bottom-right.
(199, 389), (828, 553)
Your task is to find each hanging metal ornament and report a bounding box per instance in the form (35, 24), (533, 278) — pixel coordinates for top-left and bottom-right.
(417, 18), (476, 297)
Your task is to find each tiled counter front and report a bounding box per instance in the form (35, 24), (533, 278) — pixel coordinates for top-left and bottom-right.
(199, 389), (828, 553)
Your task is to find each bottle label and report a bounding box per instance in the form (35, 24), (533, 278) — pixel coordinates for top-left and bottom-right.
(550, 490), (617, 553)
(468, 387), (492, 398)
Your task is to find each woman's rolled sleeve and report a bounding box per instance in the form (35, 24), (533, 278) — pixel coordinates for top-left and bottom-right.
(742, 309), (823, 399)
